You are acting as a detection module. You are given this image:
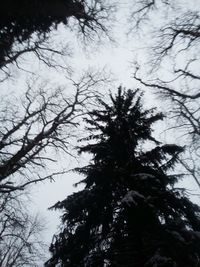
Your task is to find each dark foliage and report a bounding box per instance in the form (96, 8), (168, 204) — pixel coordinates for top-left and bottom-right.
(0, 0), (111, 68)
(46, 88), (200, 267)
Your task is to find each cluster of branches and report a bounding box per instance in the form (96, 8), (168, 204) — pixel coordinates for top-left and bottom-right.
(0, 70), (108, 265)
(128, 0), (200, 187)
(0, 1), (114, 264)
(0, 0), (114, 78)
(0, 0), (115, 265)
(0, 191), (45, 267)
(0, 72), (107, 193)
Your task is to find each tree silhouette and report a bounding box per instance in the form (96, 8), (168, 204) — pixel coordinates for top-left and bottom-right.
(0, 192), (45, 267)
(0, 72), (106, 193)
(0, 0), (113, 69)
(46, 88), (200, 267)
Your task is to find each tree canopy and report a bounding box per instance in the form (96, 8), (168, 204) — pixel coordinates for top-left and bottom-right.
(0, 0), (112, 69)
(46, 88), (200, 267)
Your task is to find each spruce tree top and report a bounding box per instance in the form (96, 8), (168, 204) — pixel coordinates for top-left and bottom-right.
(46, 88), (200, 267)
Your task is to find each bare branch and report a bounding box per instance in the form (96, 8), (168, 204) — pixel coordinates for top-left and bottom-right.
(133, 67), (200, 100)
(0, 0), (115, 72)
(0, 70), (108, 193)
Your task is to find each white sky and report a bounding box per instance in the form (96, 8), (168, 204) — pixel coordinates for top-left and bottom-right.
(26, 15), (162, 256)
(1, 2), (200, 264)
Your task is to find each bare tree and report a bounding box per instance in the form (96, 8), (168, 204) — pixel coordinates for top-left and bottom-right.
(0, 1), (114, 264)
(0, 70), (108, 193)
(0, 191), (46, 267)
(0, 70), (109, 265)
(127, 0), (200, 187)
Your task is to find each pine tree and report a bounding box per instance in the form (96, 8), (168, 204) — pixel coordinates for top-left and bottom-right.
(46, 88), (200, 267)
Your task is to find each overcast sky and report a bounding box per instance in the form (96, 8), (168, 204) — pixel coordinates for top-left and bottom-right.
(25, 11), (160, 253)
(1, 3), (200, 264)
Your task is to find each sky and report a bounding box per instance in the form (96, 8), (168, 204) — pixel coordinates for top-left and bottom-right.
(0, 10), (147, 260)
(21, 11), (162, 255)
(28, 19), (199, 255)
(1, 2), (200, 264)
(29, 14), (144, 247)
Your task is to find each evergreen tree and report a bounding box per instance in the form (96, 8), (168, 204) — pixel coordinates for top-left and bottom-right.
(46, 88), (200, 267)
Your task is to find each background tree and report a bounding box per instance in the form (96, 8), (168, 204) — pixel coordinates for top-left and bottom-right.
(46, 88), (200, 267)
(128, 0), (200, 187)
(0, 0), (114, 264)
(0, 71), (107, 193)
(0, 191), (45, 267)
(0, 69), (109, 265)
(0, 0), (114, 74)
